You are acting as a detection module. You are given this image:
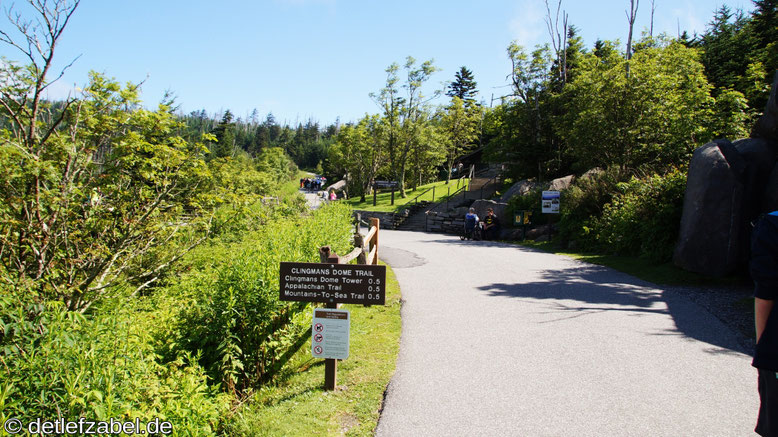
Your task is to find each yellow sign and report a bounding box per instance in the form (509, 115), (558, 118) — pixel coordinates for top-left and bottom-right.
(514, 211), (532, 225)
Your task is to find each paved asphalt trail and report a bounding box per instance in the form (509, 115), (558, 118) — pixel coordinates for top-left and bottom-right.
(375, 230), (757, 437)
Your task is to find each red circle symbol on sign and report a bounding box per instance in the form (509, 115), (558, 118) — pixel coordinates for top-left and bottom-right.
(313, 346), (323, 354)
(314, 323), (323, 332)
(314, 334), (323, 342)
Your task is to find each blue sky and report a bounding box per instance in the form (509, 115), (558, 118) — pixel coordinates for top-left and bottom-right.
(2, 0), (755, 126)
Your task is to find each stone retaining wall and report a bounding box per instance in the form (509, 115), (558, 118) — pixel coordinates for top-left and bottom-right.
(426, 210), (467, 234)
(353, 210), (408, 229)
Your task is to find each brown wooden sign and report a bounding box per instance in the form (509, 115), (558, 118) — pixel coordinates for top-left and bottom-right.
(279, 262), (386, 305)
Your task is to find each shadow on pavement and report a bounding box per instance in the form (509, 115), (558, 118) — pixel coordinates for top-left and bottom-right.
(477, 265), (751, 356)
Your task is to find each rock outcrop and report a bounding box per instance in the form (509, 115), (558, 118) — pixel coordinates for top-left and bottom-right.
(547, 175), (575, 191)
(500, 179), (541, 202)
(674, 71), (778, 276)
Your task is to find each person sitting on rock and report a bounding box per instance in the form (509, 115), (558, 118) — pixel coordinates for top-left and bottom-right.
(483, 208), (500, 240)
(463, 208), (479, 240)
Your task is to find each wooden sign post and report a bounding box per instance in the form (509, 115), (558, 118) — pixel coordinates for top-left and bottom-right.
(278, 218), (384, 391)
(321, 247), (341, 391)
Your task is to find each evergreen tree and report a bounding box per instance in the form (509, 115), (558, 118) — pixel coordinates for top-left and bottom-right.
(751, 0), (778, 49)
(593, 39), (619, 63)
(446, 66), (478, 104)
(211, 110), (236, 158)
(748, 0), (778, 108)
(699, 6), (750, 93)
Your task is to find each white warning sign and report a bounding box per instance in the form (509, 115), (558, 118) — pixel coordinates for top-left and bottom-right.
(311, 308), (350, 360)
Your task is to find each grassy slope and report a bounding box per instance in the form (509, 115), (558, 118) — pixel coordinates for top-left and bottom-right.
(345, 179), (470, 212)
(278, 171), (309, 200)
(227, 262), (402, 436)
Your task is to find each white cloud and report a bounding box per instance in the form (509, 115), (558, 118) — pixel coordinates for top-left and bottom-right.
(669, 2), (707, 37)
(509, 0), (547, 49)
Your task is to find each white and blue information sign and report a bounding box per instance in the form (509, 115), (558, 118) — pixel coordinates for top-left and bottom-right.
(312, 308), (350, 360)
(541, 190), (560, 213)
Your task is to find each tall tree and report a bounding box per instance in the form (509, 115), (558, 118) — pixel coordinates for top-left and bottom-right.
(370, 62), (402, 192)
(748, 0), (778, 108)
(560, 40), (715, 173)
(371, 57), (438, 197)
(441, 97), (482, 183)
(446, 66), (479, 104)
(544, 0), (569, 85)
(330, 115), (387, 201)
(211, 110), (236, 158)
(397, 57), (439, 196)
(1, 1), (215, 311)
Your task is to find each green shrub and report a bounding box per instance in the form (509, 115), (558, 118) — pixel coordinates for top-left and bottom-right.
(167, 203), (354, 396)
(506, 187), (548, 226)
(558, 167), (625, 246)
(588, 169), (687, 261)
(0, 286), (229, 435)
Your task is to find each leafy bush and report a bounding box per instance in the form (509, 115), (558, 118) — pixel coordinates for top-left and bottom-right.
(0, 286), (229, 435)
(506, 187), (548, 226)
(587, 169), (687, 261)
(165, 203), (355, 396)
(557, 167), (625, 245)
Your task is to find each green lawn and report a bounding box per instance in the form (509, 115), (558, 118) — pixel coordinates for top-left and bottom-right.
(226, 261), (402, 436)
(345, 179), (470, 212)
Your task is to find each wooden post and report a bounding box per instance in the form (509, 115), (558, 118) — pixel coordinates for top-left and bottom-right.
(319, 247), (341, 391)
(370, 218), (379, 265)
(390, 186), (395, 205)
(355, 233), (367, 265)
(432, 186), (435, 202)
(373, 187), (377, 206)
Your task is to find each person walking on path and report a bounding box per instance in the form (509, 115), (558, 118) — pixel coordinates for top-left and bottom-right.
(752, 210), (778, 436)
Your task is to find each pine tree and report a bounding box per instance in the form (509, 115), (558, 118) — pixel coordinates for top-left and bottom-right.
(751, 0), (778, 48)
(446, 66), (478, 104)
(211, 110), (236, 158)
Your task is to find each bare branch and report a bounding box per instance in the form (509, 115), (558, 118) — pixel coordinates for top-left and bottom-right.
(650, 0), (656, 37)
(625, 0), (640, 77)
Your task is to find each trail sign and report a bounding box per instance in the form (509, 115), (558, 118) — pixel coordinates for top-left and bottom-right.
(541, 191), (560, 213)
(373, 180), (399, 189)
(312, 308), (350, 360)
(279, 262), (386, 305)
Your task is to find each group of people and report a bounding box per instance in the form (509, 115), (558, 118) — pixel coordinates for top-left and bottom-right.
(300, 177), (325, 192)
(463, 207), (500, 241)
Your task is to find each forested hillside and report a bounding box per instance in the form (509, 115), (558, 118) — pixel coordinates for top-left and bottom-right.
(0, 1), (356, 432)
(1, 0), (776, 433)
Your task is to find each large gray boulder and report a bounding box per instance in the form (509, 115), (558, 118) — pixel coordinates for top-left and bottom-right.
(674, 71), (778, 275)
(547, 175), (575, 191)
(326, 180), (346, 192)
(500, 179), (541, 202)
(673, 141), (747, 275)
(470, 200), (509, 226)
